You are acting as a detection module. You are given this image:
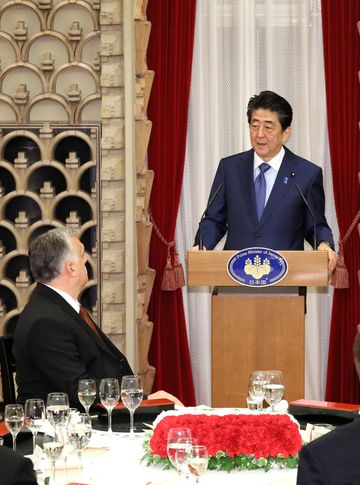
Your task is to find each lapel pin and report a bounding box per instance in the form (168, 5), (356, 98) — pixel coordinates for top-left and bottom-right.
(283, 177), (288, 184)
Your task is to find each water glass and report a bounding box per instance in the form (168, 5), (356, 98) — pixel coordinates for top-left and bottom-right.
(187, 445), (209, 483)
(46, 392), (70, 429)
(43, 429), (64, 483)
(167, 427), (192, 470)
(78, 379), (97, 416)
(248, 370), (267, 410)
(67, 413), (92, 462)
(25, 398), (45, 453)
(174, 437), (197, 477)
(99, 378), (120, 433)
(4, 404), (24, 451)
(120, 375), (143, 439)
(264, 370), (284, 412)
(246, 395), (260, 411)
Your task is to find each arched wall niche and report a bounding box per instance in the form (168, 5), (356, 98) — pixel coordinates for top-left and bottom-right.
(0, 122), (101, 338)
(0, 35), (19, 66)
(28, 96), (71, 122)
(27, 35), (71, 67)
(0, 3), (43, 35)
(50, 3), (97, 34)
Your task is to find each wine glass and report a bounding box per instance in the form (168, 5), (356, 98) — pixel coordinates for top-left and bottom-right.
(99, 378), (120, 433)
(187, 445), (209, 483)
(24, 399), (45, 453)
(248, 370), (267, 410)
(167, 427), (192, 470)
(120, 375), (143, 439)
(67, 413), (92, 462)
(43, 429), (64, 483)
(264, 370), (285, 412)
(46, 392), (70, 429)
(4, 404), (24, 451)
(78, 379), (96, 416)
(175, 437), (197, 478)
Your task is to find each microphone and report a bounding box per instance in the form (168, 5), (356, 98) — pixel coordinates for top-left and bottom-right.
(291, 172), (317, 250)
(198, 182), (223, 250)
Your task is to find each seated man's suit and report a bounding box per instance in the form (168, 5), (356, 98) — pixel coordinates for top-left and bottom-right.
(297, 418), (360, 485)
(14, 283), (133, 407)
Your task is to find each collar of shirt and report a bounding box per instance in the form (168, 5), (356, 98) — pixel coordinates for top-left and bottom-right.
(253, 146), (285, 177)
(44, 284), (80, 313)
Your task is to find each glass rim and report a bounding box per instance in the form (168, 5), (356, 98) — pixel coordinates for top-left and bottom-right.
(5, 403), (23, 409)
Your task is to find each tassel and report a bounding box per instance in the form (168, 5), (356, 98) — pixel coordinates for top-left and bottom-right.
(331, 245), (349, 289)
(161, 247), (177, 291)
(173, 248), (185, 289)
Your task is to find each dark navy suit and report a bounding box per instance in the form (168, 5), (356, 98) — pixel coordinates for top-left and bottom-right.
(0, 446), (37, 485)
(195, 147), (334, 250)
(297, 418), (360, 485)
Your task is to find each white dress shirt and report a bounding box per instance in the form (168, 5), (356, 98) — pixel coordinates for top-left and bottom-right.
(44, 284), (80, 313)
(253, 146), (285, 205)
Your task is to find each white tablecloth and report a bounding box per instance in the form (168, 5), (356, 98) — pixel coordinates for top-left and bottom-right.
(35, 430), (298, 485)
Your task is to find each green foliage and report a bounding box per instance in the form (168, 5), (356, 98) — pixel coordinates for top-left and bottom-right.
(142, 439), (299, 472)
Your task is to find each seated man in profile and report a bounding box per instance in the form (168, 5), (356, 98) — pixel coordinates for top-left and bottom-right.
(13, 228), (181, 408)
(297, 333), (360, 485)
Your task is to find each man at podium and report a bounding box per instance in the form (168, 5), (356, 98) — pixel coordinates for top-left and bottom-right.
(194, 90), (337, 273)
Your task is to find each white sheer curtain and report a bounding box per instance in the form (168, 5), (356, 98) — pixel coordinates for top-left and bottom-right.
(176, 0), (339, 405)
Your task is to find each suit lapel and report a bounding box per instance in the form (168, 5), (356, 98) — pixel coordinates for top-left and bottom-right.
(66, 305), (119, 358)
(236, 150), (258, 224)
(258, 148), (298, 226)
(36, 284), (118, 359)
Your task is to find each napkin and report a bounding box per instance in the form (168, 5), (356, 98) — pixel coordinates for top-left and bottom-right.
(304, 422), (334, 442)
(273, 400), (289, 413)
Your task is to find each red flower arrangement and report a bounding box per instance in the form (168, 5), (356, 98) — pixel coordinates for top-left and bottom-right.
(142, 412), (302, 472)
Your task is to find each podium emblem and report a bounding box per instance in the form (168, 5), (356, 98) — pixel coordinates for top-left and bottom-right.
(227, 247), (288, 287)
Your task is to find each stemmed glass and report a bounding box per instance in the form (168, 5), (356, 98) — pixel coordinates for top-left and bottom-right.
(175, 437), (197, 478)
(167, 427), (192, 470)
(78, 379), (97, 416)
(264, 370), (285, 412)
(99, 378), (120, 433)
(187, 445), (209, 483)
(67, 413), (92, 462)
(120, 375), (143, 439)
(4, 404), (24, 451)
(24, 399), (45, 453)
(43, 429), (64, 484)
(248, 370), (267, 410)
(46, 392), (70, 429)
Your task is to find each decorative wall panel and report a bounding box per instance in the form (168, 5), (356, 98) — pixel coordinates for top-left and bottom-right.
(0, 123), (100, 334)
(0, 0), (100, 124)
(0, 0), (157, 399)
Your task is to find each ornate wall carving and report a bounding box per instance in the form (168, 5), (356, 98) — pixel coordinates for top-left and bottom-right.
(0, 0), (156, 396)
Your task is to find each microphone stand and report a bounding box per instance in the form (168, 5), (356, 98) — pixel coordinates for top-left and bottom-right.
(198, 182), (223, 250)
(294, 182), (317, 250)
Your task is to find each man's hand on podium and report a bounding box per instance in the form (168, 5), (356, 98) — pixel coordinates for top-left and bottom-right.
(317, 241), (337, 274)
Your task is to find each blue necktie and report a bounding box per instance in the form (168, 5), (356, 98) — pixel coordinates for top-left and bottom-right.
(254, 163), (271, 221)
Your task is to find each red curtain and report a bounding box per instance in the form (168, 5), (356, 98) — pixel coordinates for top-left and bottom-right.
(322, 1), (360, 402)
(146, 0), (196, 405)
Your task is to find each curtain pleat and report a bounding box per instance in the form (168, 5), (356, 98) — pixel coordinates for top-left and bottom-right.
(146, 0), (196, 406)
(322, 1), (360, 402)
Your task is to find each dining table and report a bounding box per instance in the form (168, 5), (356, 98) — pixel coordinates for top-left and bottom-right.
(31, 427), (298, 485)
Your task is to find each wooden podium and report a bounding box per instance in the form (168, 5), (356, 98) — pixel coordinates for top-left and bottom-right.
(187, 250), (328, 407)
